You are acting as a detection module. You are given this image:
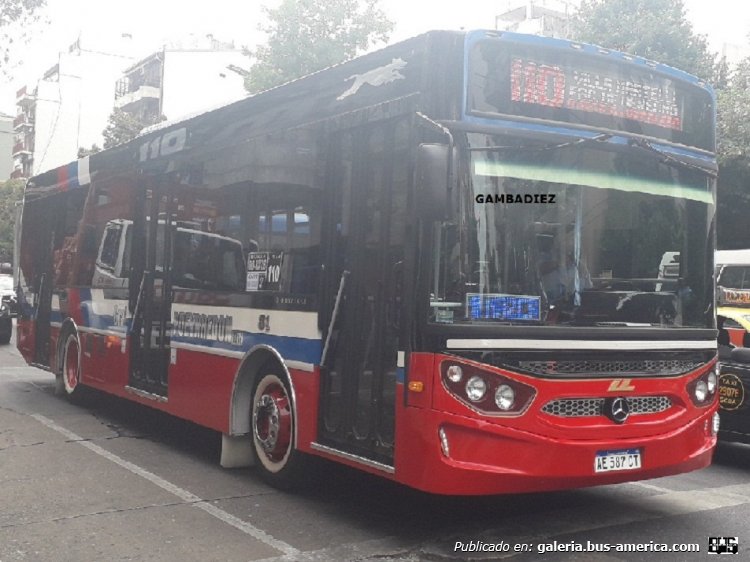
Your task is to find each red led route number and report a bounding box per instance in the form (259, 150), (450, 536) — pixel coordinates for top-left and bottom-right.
(509, 58), (682, 131)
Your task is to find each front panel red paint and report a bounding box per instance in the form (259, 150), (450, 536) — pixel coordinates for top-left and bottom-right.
(394, 405), (715, 495)
(290, 368), (320, 454)
(392, 352), (717, 495)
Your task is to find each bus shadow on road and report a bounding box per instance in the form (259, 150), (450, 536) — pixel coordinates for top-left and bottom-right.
(66, 386), (586, 529)
(713, 441), (750, 468)
(68, 387), (223, 464)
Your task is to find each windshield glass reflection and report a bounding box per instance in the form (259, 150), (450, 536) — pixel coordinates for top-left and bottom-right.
(430, 137), (715, 329)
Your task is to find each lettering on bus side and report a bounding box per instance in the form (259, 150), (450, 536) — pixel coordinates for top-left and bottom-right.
(139, 127), (187, 162)
(173, 311), (234, 343)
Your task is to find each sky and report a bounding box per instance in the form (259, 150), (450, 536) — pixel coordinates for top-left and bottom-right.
(1, 0), (749, 115)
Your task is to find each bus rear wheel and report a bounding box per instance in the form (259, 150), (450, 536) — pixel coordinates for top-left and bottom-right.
(61, 333), (85, 402)
(251, 369), (306, 488)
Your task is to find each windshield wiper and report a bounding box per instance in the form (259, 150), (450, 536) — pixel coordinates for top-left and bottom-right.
(469, 133), (613, 153)
(629, 138), (717, 178)
(470, 134), (717, 178)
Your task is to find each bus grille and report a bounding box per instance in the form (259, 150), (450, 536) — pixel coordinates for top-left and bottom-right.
(518, 359), (702, 377)
(541, 396), (672, 417)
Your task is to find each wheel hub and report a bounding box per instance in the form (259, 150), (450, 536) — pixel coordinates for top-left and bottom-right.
(253, 383), (292, 463)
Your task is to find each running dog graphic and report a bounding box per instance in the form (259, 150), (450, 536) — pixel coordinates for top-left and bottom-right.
(337, 58), (408, 100)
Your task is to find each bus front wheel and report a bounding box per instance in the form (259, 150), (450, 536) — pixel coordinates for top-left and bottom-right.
(251, 369), (306, 488)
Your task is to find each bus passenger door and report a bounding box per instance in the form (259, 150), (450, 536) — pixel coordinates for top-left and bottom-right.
(21, 196), (57, 367)
(319, 121), (410, 464)
(129, 178), (175, 396)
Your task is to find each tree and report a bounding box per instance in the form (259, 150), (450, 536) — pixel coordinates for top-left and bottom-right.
(245, 0), (393, 94)
(1, 0), (47, 78)
(715, 58), (750, 249)
(570, 0), (716, 82)
(102, 109), (161, 149)
(569, 1), (750, 248)
(0, 179), (25, 264)
(78, 144), (101, 158)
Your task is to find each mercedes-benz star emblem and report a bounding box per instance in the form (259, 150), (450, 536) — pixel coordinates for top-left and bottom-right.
(604, 397), (630, 424)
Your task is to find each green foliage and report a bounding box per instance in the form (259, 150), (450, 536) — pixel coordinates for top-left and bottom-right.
(245, 0), (393, 94)
(1, 0), (47, 77)
(0, 179), (25, 264)
(569, 0), (750, 248)
(102, 109), (159, 149)
(717, 59), (750, 163)
(716, 59), (750, 249)
(570, 0), (717, 82)
(77, 144), (101, 158)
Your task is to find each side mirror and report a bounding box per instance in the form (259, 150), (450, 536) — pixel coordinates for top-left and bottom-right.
(416, 143), (453, 220)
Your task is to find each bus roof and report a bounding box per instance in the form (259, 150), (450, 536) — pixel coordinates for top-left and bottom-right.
(716, 249), (750, 266)
(26, 29), (715, 197)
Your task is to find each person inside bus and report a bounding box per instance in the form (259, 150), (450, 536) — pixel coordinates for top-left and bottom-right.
(538, 228), (592, 303)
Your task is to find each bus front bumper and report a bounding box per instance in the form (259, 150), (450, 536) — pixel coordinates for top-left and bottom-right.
(396, 406), (717, 495)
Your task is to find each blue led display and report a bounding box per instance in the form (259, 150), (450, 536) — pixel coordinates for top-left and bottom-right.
(467, 293), (541, 321)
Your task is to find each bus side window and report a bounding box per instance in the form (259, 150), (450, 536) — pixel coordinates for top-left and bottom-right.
(98, 225), (121, 272)
(250, 192), (320, 295)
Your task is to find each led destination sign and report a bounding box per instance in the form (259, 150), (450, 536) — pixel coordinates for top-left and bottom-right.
(510, 58), (681, 130)
(467, 39), (714, 151)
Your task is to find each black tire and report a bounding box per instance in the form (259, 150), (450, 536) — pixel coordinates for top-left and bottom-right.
(0, 331), (10, 345)
(250, 366), (307, 489)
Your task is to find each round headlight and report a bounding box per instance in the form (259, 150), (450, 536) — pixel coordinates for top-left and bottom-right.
(494, 384), (515, 411)
(695, 379), (708, 403)
(707, 370), (717, 394)
(465, 376), (487, 402)
(446, 365), (463, 383)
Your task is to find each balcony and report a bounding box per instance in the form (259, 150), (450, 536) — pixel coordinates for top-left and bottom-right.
(114, 84), (161, 109)
(10, 168), (27, 180)
(12, 142), (32, 157)
(15, 86), (36, 108)
(13, 113), (34, 130)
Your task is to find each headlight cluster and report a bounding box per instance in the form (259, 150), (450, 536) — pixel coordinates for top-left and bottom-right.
(0, 302), (9, 317)
(441, 361), (536, 415)
(687, 364), (718, 407)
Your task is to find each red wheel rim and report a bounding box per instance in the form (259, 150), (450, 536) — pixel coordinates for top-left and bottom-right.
(254, 382), (292, 464)
(65, 340), (78, 391)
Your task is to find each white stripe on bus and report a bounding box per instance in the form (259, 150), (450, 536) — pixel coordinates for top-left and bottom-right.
(170, 303), (321, 340)
(446, 339), (717, 351)
(169, 341), (315, 372)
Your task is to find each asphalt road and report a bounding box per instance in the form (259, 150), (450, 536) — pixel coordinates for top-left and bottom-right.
(1, 329), (749, 561)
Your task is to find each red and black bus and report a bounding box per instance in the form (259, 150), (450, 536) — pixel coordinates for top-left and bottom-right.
(17, 30), (718, 494)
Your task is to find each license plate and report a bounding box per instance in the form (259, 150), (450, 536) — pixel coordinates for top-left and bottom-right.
(594, 448), (642, 473)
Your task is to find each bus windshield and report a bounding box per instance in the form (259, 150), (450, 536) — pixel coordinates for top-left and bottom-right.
(430, 135), (715, 328)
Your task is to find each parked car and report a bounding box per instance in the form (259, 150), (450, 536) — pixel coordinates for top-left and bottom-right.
(718, 311), (750, 348)
(716, 250), (750, 346)
(717, 337), (750, 444)
(0, 300), (11, 345)
(0, 274), (16, 317)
